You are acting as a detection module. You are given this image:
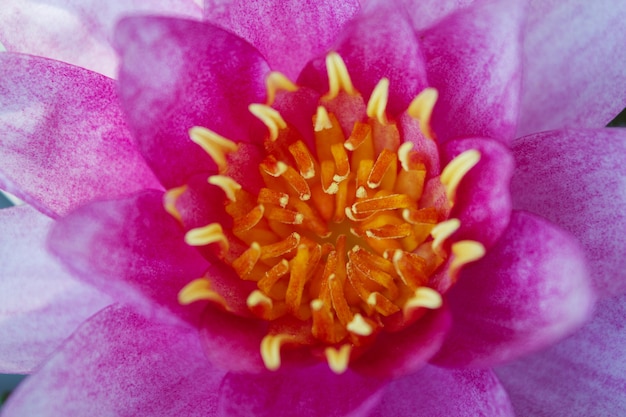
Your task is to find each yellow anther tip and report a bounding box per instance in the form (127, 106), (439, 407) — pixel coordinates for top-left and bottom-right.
(407, 87), (439, 139)
(450, 240), (486, 275)
(325, 52), (356, 98)
(325, 345), (351, 375)
(265, 71), (298, 105)
(249, 103), (287, 141)
(366, 77), (390, 125)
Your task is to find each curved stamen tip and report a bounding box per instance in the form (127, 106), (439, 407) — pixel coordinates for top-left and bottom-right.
(325, 52), (356, 99)
(450, 240), (486, 276)
(178, 278), (228, 308)
(184, 223), (229, 253)
(430, 218), (461, 253)
(163, 184), (188, 222)
(189, 126), (238, 170)
(208, 175), (242, 202)
(440, 149), (481, 204)
(265, 71), (298, 105)
(346, 313), (374, 336)
(366, 78), (390, 125)
(249, 103), (287, 142)
(407, 87), (438, 139)
(325, 345), (351, 375)
(403, 287), (442, 316)
(260, 334), (292, 371)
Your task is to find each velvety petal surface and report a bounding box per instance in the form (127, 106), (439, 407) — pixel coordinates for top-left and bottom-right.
(518, 1), (626, 135)
(511, 129), (626, 296)
(370, 366), (514, 417)
(0, 53), (161, 218)
(299, 3), (428, 116)
(0, 205), (111, 373)
(48, 190), (210, 326)
(363, 0), (477, 30)
(420, 0), (524, 143)
(1, 305), (225, 417)
(0, 0), (202, 78)
(204, 0), (360, 80)
(115, 16), (270, 188)
(442, 137), (514, 249)
(218, 365), (385, 417)
(496, 292), (626, 416)
(433, 210), (594, 368)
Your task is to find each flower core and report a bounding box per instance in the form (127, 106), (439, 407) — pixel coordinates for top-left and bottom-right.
(170, 53), (485, 374)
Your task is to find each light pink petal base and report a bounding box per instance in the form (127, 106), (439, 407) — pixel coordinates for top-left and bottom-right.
(2, 305), (225, 417)
(0, 53), (161, 218)
(0, 205), (111, 373)
(0, 0), (202, 78)
(511, 128), (626, 296)
(370, 365), (514, 417)
(518, 0), (626, 135)
(496, 292), (626, 416)
(433, 210), (594, 368)
(218, 365), (385, 417)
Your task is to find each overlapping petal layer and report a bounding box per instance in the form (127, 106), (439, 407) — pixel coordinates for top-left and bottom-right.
(0, 53), (161, 217)
(0, 0), (202, 78)
(511, 129), (626, 296)
(0, 205), (111, 373)
(114, 16), (269, 188)
(1, 305), (225, 417)
(433, 210), (593, 368)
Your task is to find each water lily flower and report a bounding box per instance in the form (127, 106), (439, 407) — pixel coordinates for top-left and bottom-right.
(1, 0), (626, 416)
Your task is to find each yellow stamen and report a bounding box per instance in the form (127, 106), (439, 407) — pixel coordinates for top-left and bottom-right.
(265, 71), (298, 105)
(208, 175), (241, 202)
(440, 149), (481, 203)
(249, 104), (287, 142)
(430, 218), (461, 252)
(247, 290), (274, 319)
(325, 52), (356, 99)
(184, 223), (229, 253)
(346, 313), (374, 336)
(258, 188), (289, 208)
(366, 77), (390, 125)
(314, 106), (333, 132)
(288, 140), (316, 179)
(403, 287), (442, 316)
(325, 345), (351, 374)
(178, 278), (227, 308)
(407, 87), (438, 139)
(260, 334), (292, 371)
(397, 142), (414, 172)
(188, 126), (238, 170)
(450, 240), (486, 276)
(232, 242), (262, 277)
(163, 184), (188, 222)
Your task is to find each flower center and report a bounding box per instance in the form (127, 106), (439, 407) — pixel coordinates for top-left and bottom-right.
(168, 53), (485, 374)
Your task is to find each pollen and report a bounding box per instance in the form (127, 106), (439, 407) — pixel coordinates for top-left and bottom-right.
(175, 52), (486, 375)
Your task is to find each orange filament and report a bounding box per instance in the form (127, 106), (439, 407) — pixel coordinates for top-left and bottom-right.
(175, 54), (486, 374)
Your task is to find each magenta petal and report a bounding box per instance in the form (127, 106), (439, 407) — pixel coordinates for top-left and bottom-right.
(351, 307), (451, 379)
(442, 137), (514, 249)
(299, 5), (428, 116)
(496, 293), (626, 416)
(218, 365), (385, 417)
(0, 0), (202, 78)
(114, 16), (270, 188)
(0, 53), (160, 217)
(434, 210), (594, 368)
(204, 0), (360, 80)
(2, 305), (225, 417)
(420, 0), (524, 143)
(370, 366), (514, 417)
(0, 205), (111, 373)
(48, 190), (210, 326)
(511, 129), (626, 297)
(518, 1), (626, 135)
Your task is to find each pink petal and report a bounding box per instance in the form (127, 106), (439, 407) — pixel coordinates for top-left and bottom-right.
(0, 205), (111, 373)
(298, 4), (428, 116)
(370, 366), (514, 417)
(496, 292), (626, 416)
(371, 0), (477, 30)
(48, 190), (210, 326)
(517, 1), (626, 135)
(217, 365), (385, 417)
(433, 210), (594, 368)
(0, 0), (202, 78)
(420, 0), (524, 143)
(2, 305), (225, 417)
(0, 53), (161, 218)
(442, 137), (514, 249)
(351, 307), (451, 379)
(511, 129), (626, 297)
(204, 0), (360, 80)
(114, 16), (270, 188)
